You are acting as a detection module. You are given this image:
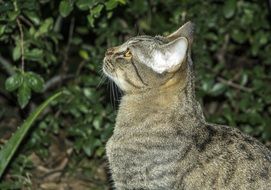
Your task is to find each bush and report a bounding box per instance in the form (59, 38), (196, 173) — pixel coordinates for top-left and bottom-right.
(0, 0), (270, 188)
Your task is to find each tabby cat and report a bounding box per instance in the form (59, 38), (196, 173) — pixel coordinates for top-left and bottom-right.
(103, 22), (271, 190)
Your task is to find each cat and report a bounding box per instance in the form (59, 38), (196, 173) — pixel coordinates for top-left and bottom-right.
(103, 21), (271, 190)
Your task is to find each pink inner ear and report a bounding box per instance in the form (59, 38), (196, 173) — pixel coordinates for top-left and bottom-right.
(150, 37), (188, 73)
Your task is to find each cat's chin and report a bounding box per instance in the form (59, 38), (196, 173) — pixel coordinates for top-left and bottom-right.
(103, 67), (114, 81)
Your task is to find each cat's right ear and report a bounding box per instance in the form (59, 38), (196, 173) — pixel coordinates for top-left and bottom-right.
(151, 37), (188, 74)
(166, 21), (195, 44)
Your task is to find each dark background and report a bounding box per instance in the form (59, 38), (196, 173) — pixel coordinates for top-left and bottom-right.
(0, 0), (270, 189)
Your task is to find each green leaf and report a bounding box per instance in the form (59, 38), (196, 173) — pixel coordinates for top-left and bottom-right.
(25, 72), (44, 92)
(18, 82), (31, 109)
(0, 25), (6, 36)
(105, 0), (118, 11)
(210, 83), (226, 96)
(87, 14), (95, 27)
(59, 0), (73, 17)
(5, 73), (23, 92)
(241, 73), (248, 86)
(0, 91), (63, 178)
(223, 0), (236, 19)
(37, 18), (53, 36)
(93, 115), (102, 130)
(116, 0), (126, 4)
(231, 29), (246, 44)
(76, 0), (94, 10)
(79, 50), (89, 60)
(7, 11), (19, 21)
(12, 45), (21, 61)
(88, 4), (104, 27)
(25, 49), (43, 61)
(91, 4), (104, 18)
(24, 11), (40, 25)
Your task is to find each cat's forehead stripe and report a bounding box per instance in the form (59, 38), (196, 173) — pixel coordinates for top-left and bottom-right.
(127, 36), (155, 43)
(126, 36), (165, 46)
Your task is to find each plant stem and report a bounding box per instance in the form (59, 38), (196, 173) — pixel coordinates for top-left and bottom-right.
(16, 18), (25, 72)
(217, 77), (252, 93)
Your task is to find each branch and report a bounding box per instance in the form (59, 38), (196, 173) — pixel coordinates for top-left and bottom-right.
(44, 74), (74, 91)
(217, 76), (252, 93)
(60, 18), (75, 85)
(16, 18), (25, 72)
(0, 55), (15, 75)
(18, 16), (33, 27)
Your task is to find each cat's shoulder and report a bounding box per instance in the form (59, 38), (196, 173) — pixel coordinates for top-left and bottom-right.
(202, 123), (271, 157)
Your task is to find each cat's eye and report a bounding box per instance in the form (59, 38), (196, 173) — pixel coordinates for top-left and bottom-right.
(124, 49), (132, 58)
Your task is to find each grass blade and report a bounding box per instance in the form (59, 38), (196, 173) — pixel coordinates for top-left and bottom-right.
(0, 91), (63, 178)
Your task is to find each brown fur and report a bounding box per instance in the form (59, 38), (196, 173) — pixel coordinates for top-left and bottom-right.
(103, 22), (271, 190)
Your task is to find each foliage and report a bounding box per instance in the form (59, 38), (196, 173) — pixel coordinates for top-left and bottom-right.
(0, 91), (63, 178)
(0, 0), (270, 187)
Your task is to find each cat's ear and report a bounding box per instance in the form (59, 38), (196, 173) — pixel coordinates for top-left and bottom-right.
(152, 37), (188, 73)
(166, 21), (195, 44)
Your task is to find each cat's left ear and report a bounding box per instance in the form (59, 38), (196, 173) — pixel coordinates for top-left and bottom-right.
(152, 37), (188, 73)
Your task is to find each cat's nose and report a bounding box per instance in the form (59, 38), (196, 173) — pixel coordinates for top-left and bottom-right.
(106, 48), (115, 56)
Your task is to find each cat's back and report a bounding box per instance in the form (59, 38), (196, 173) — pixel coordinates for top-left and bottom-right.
(106, 108), (271, 189)
(183, 123), (271, 190)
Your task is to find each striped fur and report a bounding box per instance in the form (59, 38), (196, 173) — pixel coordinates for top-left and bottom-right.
(104, 22), (271, 190)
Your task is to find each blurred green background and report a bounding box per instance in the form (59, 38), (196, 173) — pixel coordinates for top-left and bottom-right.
(0, 0), (270, 189)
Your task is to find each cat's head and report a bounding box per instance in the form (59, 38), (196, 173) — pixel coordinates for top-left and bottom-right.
(103, 22), (194, 93)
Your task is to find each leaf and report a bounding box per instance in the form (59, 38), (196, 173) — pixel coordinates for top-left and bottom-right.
(231, 29), (246, 44)
(116, 0), (126, 4)
(59, 0), (73, 17)
(24, 11), (40, 25)
(37, 18), (53, 36)
(105, 0), (118, 11)
(82, 136), (101, 156)
(209, 83), (226, 96)
(17, 82), (31, 109)
(76, 0), (94, 10)
(93, 115), (102, 130)
(12, 44), (21, 61)
(223, 0), (236, 19)
(79, 50), (89, 60)
(25, 49), (43, 61)
(5, 73), (23, 92)
(0, 91), (63, 178)
(87, 14), (95, 27)
(241, 73), (248, 86)
(7, 11), (19, 21)
(25, 72), (44, 92)
(91, 4), (104, 18)
(88, 4), (104, 27)
(0, 25), (6, 36)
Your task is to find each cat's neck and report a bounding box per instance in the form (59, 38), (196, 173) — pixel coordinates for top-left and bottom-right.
(117, 56), (205, 125)
(121, 83), (183, 111)
(119, 77), (204, 121)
